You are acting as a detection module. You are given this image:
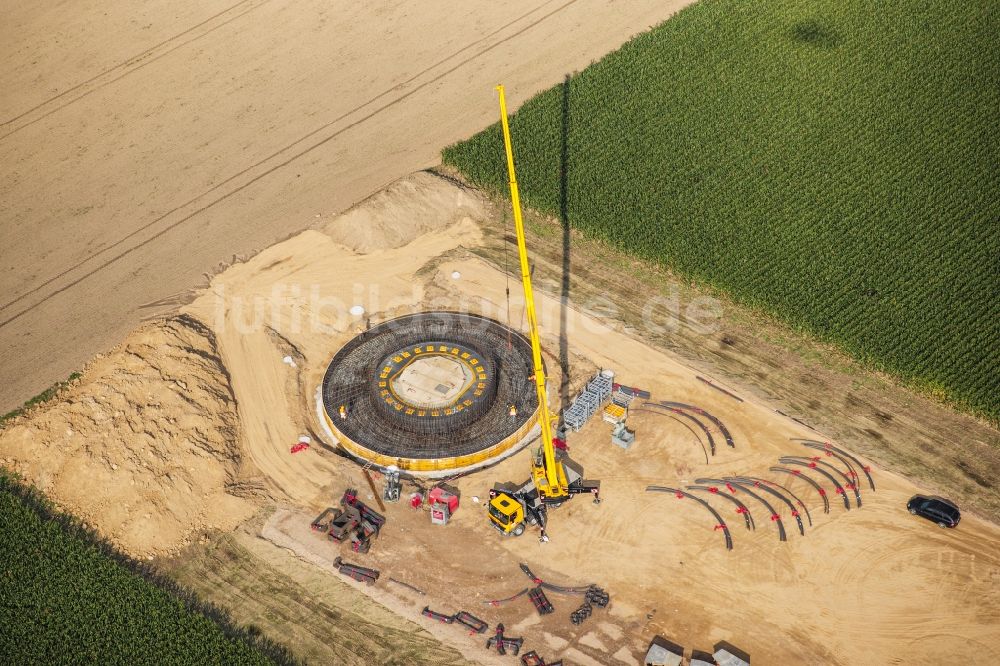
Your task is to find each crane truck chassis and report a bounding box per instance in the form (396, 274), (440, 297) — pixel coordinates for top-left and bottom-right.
(488, 447), (600, 537)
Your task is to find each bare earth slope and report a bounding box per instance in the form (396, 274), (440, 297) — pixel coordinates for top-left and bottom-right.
(0, 0), (692, 412)
(0, 314), (254, 558)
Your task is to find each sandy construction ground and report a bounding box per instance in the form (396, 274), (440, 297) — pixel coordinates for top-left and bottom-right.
(4, 173), (998, 664)
(0, 0), (691, 413)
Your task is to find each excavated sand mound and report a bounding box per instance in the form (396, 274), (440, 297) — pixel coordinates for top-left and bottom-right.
(324, 171), (489, 253)
(0, 315), (255, 558)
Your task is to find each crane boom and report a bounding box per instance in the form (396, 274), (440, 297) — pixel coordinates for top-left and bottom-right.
(486, 85), (598, 541)
(496, 85), (566, 496)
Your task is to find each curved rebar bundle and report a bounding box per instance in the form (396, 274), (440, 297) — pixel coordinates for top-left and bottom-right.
(736, 475), (812, 527)
(696, 478), (787, 542)
(658, 401), (736, 448)
(728, 476), (804, 536)
(782, 456), (859, 508)
(778, 457), (851, 510)
(688, 485), (755, 531)
(647, 486), (733, 550)
(769, 466), (830, 514)
(640, 402), (717, 455)
(631, 407), (710, 463)
(795, 439), (876, 491)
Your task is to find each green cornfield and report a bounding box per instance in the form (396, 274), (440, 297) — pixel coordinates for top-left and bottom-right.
(444, 0), (999, 421)
(0, 472), (293, 664)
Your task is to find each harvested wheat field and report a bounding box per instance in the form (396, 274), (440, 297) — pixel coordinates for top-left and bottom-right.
(0, 0), (688, 414)
(4, 172), (998, 665)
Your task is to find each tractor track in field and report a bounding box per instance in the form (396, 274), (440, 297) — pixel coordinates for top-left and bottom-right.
(0, 0), (585, 327)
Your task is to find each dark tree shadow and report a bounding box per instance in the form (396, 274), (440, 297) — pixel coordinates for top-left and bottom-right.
(791, 19), (841, 48)
(558, 74), (572, 414)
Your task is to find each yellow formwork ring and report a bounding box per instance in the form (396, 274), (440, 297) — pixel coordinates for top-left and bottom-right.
(323, 404), (540, 473)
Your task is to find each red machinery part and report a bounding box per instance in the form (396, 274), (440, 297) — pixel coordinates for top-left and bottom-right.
(428, 486), (459, 514)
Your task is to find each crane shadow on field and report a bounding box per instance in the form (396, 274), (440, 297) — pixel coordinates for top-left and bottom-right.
(558, 74), (572, 415)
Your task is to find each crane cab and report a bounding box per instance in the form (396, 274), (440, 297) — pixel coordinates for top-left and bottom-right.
(487, 491), (527, 536)
(488, 480), (546, 537)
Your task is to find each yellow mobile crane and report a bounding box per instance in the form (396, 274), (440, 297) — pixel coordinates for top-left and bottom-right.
(487, 85), (600, 541)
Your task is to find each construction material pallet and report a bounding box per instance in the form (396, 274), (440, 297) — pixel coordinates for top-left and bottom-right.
(588, 372), (613, 402)
(312, 488), (386, 554)
(612, 383), (650, 400)
(520, 651), (564, 666)
(603, 403), (626, 424)
(333, 557), (379, 585)
(611, 386), (635, 408)
(611, 421), (635, 449)
(563, 371), (615, 431)
(486, 623), (523, 656)
(528, 586), (554, 615)
(421, 606), (454, 623)
(454, 611), (488, 634)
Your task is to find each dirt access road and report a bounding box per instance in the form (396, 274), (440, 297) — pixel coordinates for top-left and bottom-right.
(0, 0), (687, 412)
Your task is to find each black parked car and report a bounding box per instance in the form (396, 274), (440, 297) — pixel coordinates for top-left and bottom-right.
(907, 495), (960, 528)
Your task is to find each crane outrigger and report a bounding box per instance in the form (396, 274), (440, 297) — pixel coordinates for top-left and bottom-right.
(486, 85), (601, 542)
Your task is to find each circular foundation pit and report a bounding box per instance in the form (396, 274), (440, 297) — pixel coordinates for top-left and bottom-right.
(320, 312), (540, 475)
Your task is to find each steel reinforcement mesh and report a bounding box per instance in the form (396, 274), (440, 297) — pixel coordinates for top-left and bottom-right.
(322, 312), (538, 459)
